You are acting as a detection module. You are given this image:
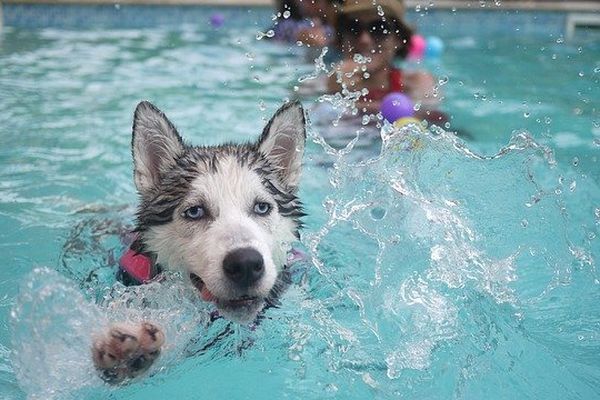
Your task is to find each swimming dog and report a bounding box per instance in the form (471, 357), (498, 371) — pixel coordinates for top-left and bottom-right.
(91, 100), (306, 384)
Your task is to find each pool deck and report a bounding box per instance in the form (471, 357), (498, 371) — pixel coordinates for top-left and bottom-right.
(1, 0), (599, 12)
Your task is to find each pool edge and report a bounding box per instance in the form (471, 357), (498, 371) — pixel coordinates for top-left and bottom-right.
(0, 0), (599, 12)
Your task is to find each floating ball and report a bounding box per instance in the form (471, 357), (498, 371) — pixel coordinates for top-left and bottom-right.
(381, 92), (414, 123)
(425, 36), (444, 59)
(209, 13), (225, 28)
(393, 117), (422, 129)
(408, 34), (426, 60)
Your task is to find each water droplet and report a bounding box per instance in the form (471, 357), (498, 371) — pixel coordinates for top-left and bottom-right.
(245, 52), (255, 60)
(438, 76), (449, 86)
(594, 66), (600, 74)
(413, 102), (421, 111)
(552, 54), (557, 60)
(578, 71), (585, 77)
(293, 86), (299, 92)
(114, 3), (121, 9)
(572, 157), (579, 167)
(544, 116), (552, 124)
(521, 219), (528, 228)
(377, 5), (385, 16)
(362, 115), (371, 125)
(283, 10), (290, 19)
(444, 122), (451, 129)
(370, 207), (387, 220)
(588, 232), (596, 240)
(593, 139), (600, 147)
(258, 100), (266, 111)
(569, 181), (576, 192)
(556, 37), (564, 44)
(523, 112), (530, 118)
(325, 384), (338, 393)
(266, 30), (275, 38)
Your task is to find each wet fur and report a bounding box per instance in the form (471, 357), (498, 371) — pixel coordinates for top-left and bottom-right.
(92, 100), (306, 384)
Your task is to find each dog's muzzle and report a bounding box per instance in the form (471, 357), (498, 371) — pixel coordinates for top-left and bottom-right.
(189, 247), (267, 312)
(222, 247), (264, 289)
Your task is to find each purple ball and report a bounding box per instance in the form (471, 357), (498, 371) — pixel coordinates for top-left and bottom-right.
(210, 13), (225, 28)
(380, 92), (414, 123)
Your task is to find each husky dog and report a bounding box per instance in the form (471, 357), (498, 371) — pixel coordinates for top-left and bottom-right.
(91, 100), (306, 384)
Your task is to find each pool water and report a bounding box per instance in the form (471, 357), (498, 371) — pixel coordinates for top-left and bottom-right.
(1, 6), (599, 400)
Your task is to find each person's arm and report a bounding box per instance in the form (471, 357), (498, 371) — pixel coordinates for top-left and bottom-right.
(403, 70), (441, 110)
(355, 99), (381, 114)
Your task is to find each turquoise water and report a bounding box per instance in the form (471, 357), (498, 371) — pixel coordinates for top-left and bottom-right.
(1, 7), (599, 399)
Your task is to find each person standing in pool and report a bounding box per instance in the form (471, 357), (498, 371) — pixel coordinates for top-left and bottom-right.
(328, 0), (447, 124)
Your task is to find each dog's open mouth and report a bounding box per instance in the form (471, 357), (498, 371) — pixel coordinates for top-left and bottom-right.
(189, 273), (261, 309)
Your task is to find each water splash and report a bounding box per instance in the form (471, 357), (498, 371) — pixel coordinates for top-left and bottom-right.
(10, 268), (215, 399)
(301, 121), (599, 392)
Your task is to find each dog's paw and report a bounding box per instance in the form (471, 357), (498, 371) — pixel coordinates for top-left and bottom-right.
(91, 321), (165, 384)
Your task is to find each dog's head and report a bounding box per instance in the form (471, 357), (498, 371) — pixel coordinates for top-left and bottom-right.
(131, 101), (305, 323)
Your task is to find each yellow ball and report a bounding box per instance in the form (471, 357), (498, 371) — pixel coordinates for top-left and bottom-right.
(393, 117), (422, 129)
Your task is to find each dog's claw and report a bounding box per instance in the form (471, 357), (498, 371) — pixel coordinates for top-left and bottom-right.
(92, 321), (165, 384)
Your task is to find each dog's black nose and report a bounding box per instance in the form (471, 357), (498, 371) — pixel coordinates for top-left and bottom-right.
(222, 248), (264, 288)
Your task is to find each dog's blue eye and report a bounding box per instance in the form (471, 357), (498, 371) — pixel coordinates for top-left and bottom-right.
(183, 206), (205, 220)
(253, 202), (271, 216)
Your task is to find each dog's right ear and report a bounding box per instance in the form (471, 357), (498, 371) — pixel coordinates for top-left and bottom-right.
(257, 101), (306, 190)
(132, 101), (185, 193)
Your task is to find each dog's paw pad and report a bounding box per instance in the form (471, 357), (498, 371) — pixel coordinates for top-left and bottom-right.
(91, 322), (164, 384)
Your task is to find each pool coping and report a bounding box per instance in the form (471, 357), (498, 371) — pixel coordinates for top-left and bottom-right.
(1, 0), (599, 12)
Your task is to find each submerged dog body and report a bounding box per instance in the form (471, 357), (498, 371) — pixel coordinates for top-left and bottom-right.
(92, 101), (306, 383)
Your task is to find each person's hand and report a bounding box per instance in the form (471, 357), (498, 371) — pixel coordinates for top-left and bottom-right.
(403, 70), (441, 109)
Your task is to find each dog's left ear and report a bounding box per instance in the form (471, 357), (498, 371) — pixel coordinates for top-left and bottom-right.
(257, 101), (306, 189)
(132, 101), (185, 193)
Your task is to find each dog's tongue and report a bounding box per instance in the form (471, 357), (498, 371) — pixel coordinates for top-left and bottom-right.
(200, 286), (217, 302)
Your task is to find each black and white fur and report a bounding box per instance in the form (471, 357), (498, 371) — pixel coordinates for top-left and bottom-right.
(92, 100), (306, 384)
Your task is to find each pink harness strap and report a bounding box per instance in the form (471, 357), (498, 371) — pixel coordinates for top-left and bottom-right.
(119, 247), (154, 283)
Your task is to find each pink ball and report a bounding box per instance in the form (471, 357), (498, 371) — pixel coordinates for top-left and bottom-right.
(408, 34), (426, 60)
(381, 92), (414, 123)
